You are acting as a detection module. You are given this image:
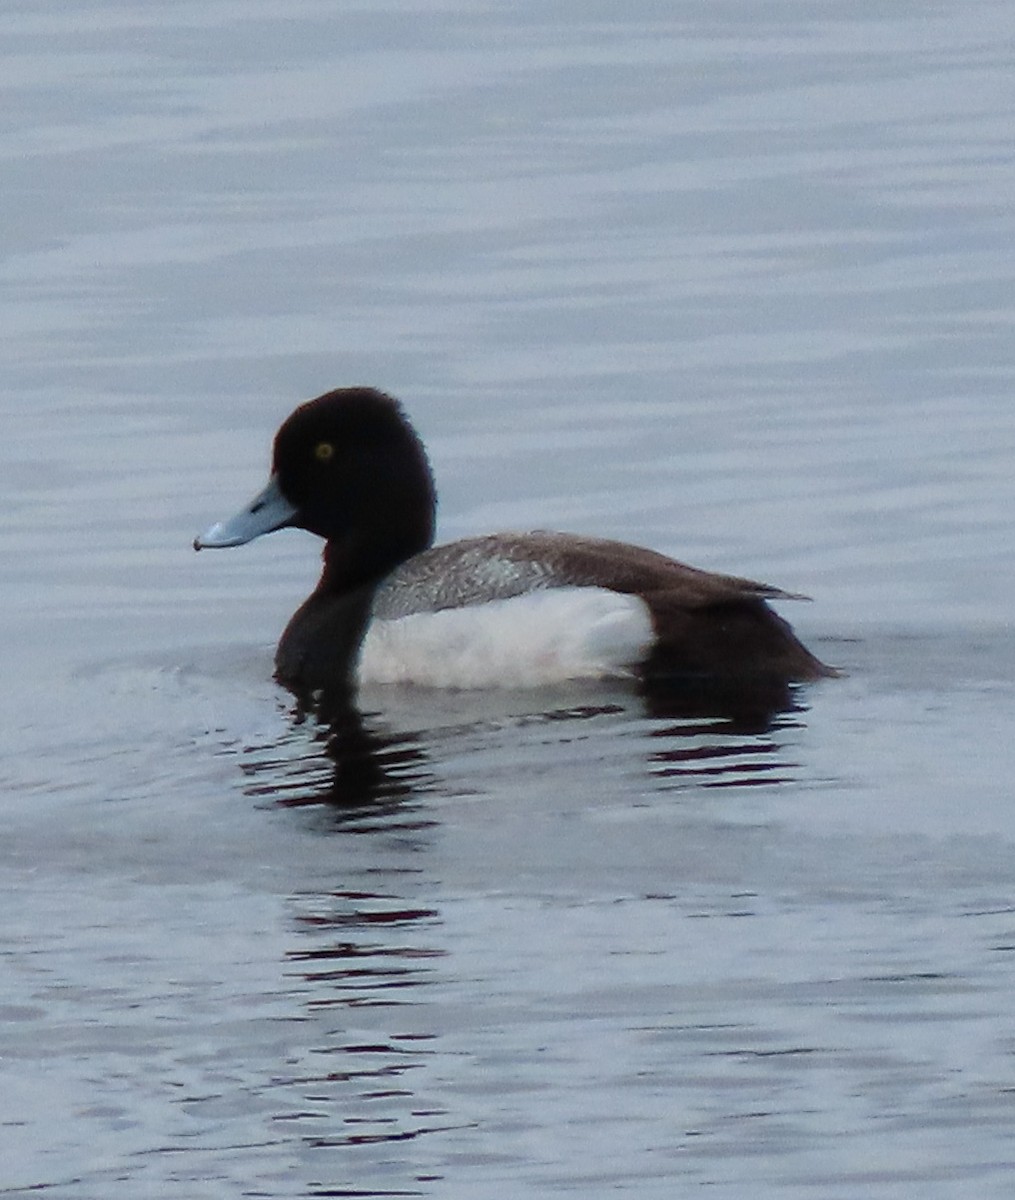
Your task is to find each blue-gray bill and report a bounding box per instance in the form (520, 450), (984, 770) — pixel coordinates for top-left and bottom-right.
(193, 474), (297, 550)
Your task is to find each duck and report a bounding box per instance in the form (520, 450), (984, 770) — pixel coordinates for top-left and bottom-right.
(194, 387), (833, 694)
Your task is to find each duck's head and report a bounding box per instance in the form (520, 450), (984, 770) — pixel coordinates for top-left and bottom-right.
(195, 387), (437, 589)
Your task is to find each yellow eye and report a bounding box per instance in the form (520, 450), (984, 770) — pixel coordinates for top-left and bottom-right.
(314, 441), (335, 462)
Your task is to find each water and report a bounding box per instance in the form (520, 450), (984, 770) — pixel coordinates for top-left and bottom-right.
(3, 1), (1015, 1196)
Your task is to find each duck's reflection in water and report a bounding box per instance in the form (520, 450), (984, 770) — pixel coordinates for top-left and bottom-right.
(641, 675), (809, 788)
(238, 677), (814, 1163)
(273, 886), (471, 1152)
(238, 674), (812, 821)
(286, 889), (442, 1011)
(239, 693), (437, 829)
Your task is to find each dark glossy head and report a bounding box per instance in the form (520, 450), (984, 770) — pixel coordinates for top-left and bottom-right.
(274, 387), (437, 586)
(195, 387), (438, 592)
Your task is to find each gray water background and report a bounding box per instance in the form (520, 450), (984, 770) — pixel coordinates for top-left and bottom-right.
(3, 1), (1015, 1196)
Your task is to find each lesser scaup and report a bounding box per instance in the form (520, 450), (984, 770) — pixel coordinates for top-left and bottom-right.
(194, 387), (834, 692)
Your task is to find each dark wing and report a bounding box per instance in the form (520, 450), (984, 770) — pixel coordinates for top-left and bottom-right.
(372, 530), (805, 617)
(504, 531), (808, 606)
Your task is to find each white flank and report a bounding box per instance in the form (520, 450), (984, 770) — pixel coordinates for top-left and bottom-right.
(356, 587), (654, 688)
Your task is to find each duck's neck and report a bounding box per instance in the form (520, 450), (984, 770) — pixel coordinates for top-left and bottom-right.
(320, 521), (433, 593)
(275, 579), (376, 694)
(274, 529), (432, 693)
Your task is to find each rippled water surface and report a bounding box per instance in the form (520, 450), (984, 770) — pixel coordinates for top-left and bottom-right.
(4, 1), (1015, 1196)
